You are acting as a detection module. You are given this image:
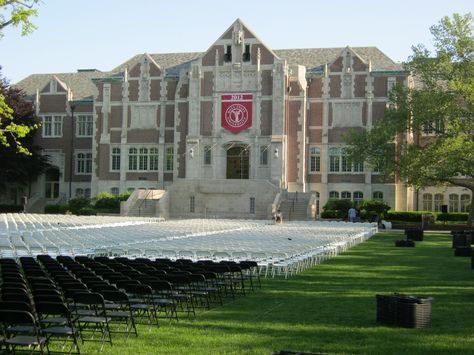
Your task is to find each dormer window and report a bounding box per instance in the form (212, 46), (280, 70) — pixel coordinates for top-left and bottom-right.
(243, 44), (250, 62)
(224, 45), (232, 62)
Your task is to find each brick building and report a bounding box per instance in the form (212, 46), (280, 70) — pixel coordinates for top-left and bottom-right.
(9, 19), (471, 218)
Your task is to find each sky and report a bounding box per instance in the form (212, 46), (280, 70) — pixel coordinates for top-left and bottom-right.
(0, 0), (472, 83)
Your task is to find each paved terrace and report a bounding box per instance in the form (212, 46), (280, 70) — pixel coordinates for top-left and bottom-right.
(0, 214), (377, 277)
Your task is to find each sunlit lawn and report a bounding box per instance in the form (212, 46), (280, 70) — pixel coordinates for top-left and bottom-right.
(76, 230), (474, 355)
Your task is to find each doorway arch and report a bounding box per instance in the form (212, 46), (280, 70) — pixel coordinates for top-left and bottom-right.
(226, 146), (249, 179)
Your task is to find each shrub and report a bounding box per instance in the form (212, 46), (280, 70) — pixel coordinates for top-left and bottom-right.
(437, 213), (468, 222)
(78, 207), (97, 216)
(118, 191), (132, 201)
(386, 211), (430, 222)
(95, 193), (120, 212)
(0, 205), (23, 213)
(68, 197), (91, 214)
(322, 199), (353, 219)
(321, 210), (341, 219)
(45, 204), (62, 214)
(358, 200), (391, 220)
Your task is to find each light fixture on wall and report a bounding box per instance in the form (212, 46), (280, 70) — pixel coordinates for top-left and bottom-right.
(189, 148), (194, 158)
(274, 148), (279, 158)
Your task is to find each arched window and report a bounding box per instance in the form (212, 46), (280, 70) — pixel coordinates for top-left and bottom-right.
(449, 194), (459, 212)
(110, 187), (119, 196)
(422, 193), (433, 211)
(353, 191), (364, 206)
(329, 191), (339, 199)
(75, 188), (84, 197)
(434, 194), (444, 212)
(373, 191), (383, 200)
(341, 191), (351, 200)
(461, 194), (471, 212)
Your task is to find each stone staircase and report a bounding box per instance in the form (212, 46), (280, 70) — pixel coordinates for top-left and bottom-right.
(127, 199), (157, 217)
(122, 189), (165, 217)
(278, 194), (312, 221)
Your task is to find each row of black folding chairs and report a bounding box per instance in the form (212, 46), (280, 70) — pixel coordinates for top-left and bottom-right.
(0, 257), (80, 354)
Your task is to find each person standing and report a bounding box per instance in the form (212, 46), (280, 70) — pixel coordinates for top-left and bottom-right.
(275, 209), (283, 224)
(21, 195), (28, 213)
(348, 207), (357, 222)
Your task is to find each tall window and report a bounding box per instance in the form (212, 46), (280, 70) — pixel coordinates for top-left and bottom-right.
(111, 147), (121, 171)
(250, 197), (256, 214)
(422, 118), (444, 135)
(341, 150), (351, 172)
(353, 191), (364, 206)
(166, 147), (174, 171)
(341, 191), (351, 199)
(434, 193), (444, 212)
(76, 115), (93, 137)
(149, 148), (159, 171)
(76, 152), (92, 174)
(373, 191), (384, 200)
(128, 148), (138, 170)
(329, 148), (340, 172)
(461, 194), (471, 212)
(204, 146), (212, 165)
(422, 193), (433, 211)
(75, 188), (84, 197)
(190, 196), (195, 213)
(110, 187), (119, 196)
(309, 147), (320, 172)
(128, 147), (158, 171)
(329, 147), (363, 173)
(329, 191), (339, 199)
(449, 194), (459, 212)
(139, 148), (148, 170)
(42, 116), (63, 137)
(84, 188), (91, 198)
(259, 146), (268, 166)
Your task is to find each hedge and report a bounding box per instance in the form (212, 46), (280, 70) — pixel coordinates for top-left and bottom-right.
(437, 212), (468, 222)
(385, 211), (428, 222)
(0, 205), (23, 213)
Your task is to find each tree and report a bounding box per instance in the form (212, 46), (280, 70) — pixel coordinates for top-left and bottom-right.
(0, 0), (40, 153)
(0, 70), (50, 194)
(0, 0), (39, 37)
(345, 13), (474, 226)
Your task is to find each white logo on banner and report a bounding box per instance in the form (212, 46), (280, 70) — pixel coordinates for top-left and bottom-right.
(225, 104), (249, 128)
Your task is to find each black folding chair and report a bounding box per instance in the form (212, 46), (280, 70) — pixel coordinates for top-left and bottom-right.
(0, 310), (47, 354)
(72, 292), (112, 351)
(99, 290), (138, 339)
(35, 301), (81, 354)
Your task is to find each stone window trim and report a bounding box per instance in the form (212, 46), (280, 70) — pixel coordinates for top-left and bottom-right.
(42, 115), (63, 138)
(75, 150), (92, 175)
(127, 145), (159, 172)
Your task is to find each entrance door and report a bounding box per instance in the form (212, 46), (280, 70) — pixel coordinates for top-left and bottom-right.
(45, 168), (60, 199)
(226, 147), (249, 179)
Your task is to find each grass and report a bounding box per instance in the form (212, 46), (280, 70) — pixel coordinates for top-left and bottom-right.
(75, 231), (474, 355)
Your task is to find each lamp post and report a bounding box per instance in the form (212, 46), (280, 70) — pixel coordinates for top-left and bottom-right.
(68, 101), (76, 200)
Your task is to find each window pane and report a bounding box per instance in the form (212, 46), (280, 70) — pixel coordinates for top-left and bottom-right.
(341, 191), (351, 199)
(422, 193), (433, 211)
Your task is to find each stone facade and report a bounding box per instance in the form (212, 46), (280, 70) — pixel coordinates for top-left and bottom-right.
(10, 19), (471, 217)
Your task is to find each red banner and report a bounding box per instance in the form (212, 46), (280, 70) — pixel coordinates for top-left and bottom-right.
(221, 93), (253, 134)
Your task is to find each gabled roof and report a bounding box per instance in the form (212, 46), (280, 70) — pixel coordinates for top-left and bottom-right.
(15, 70), (103, 100)
(15, 46), (403, 99)
(274, 47), (403, 72)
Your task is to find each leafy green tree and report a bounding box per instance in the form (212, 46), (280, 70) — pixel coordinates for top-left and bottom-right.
(345, 13), (474, 226)
(0, 0), (40, 153)
(0, 0), (39, 37)
(0, 71), (50, 193)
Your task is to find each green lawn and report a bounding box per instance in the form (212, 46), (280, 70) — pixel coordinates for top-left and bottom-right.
(77, 231), (474, 355)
